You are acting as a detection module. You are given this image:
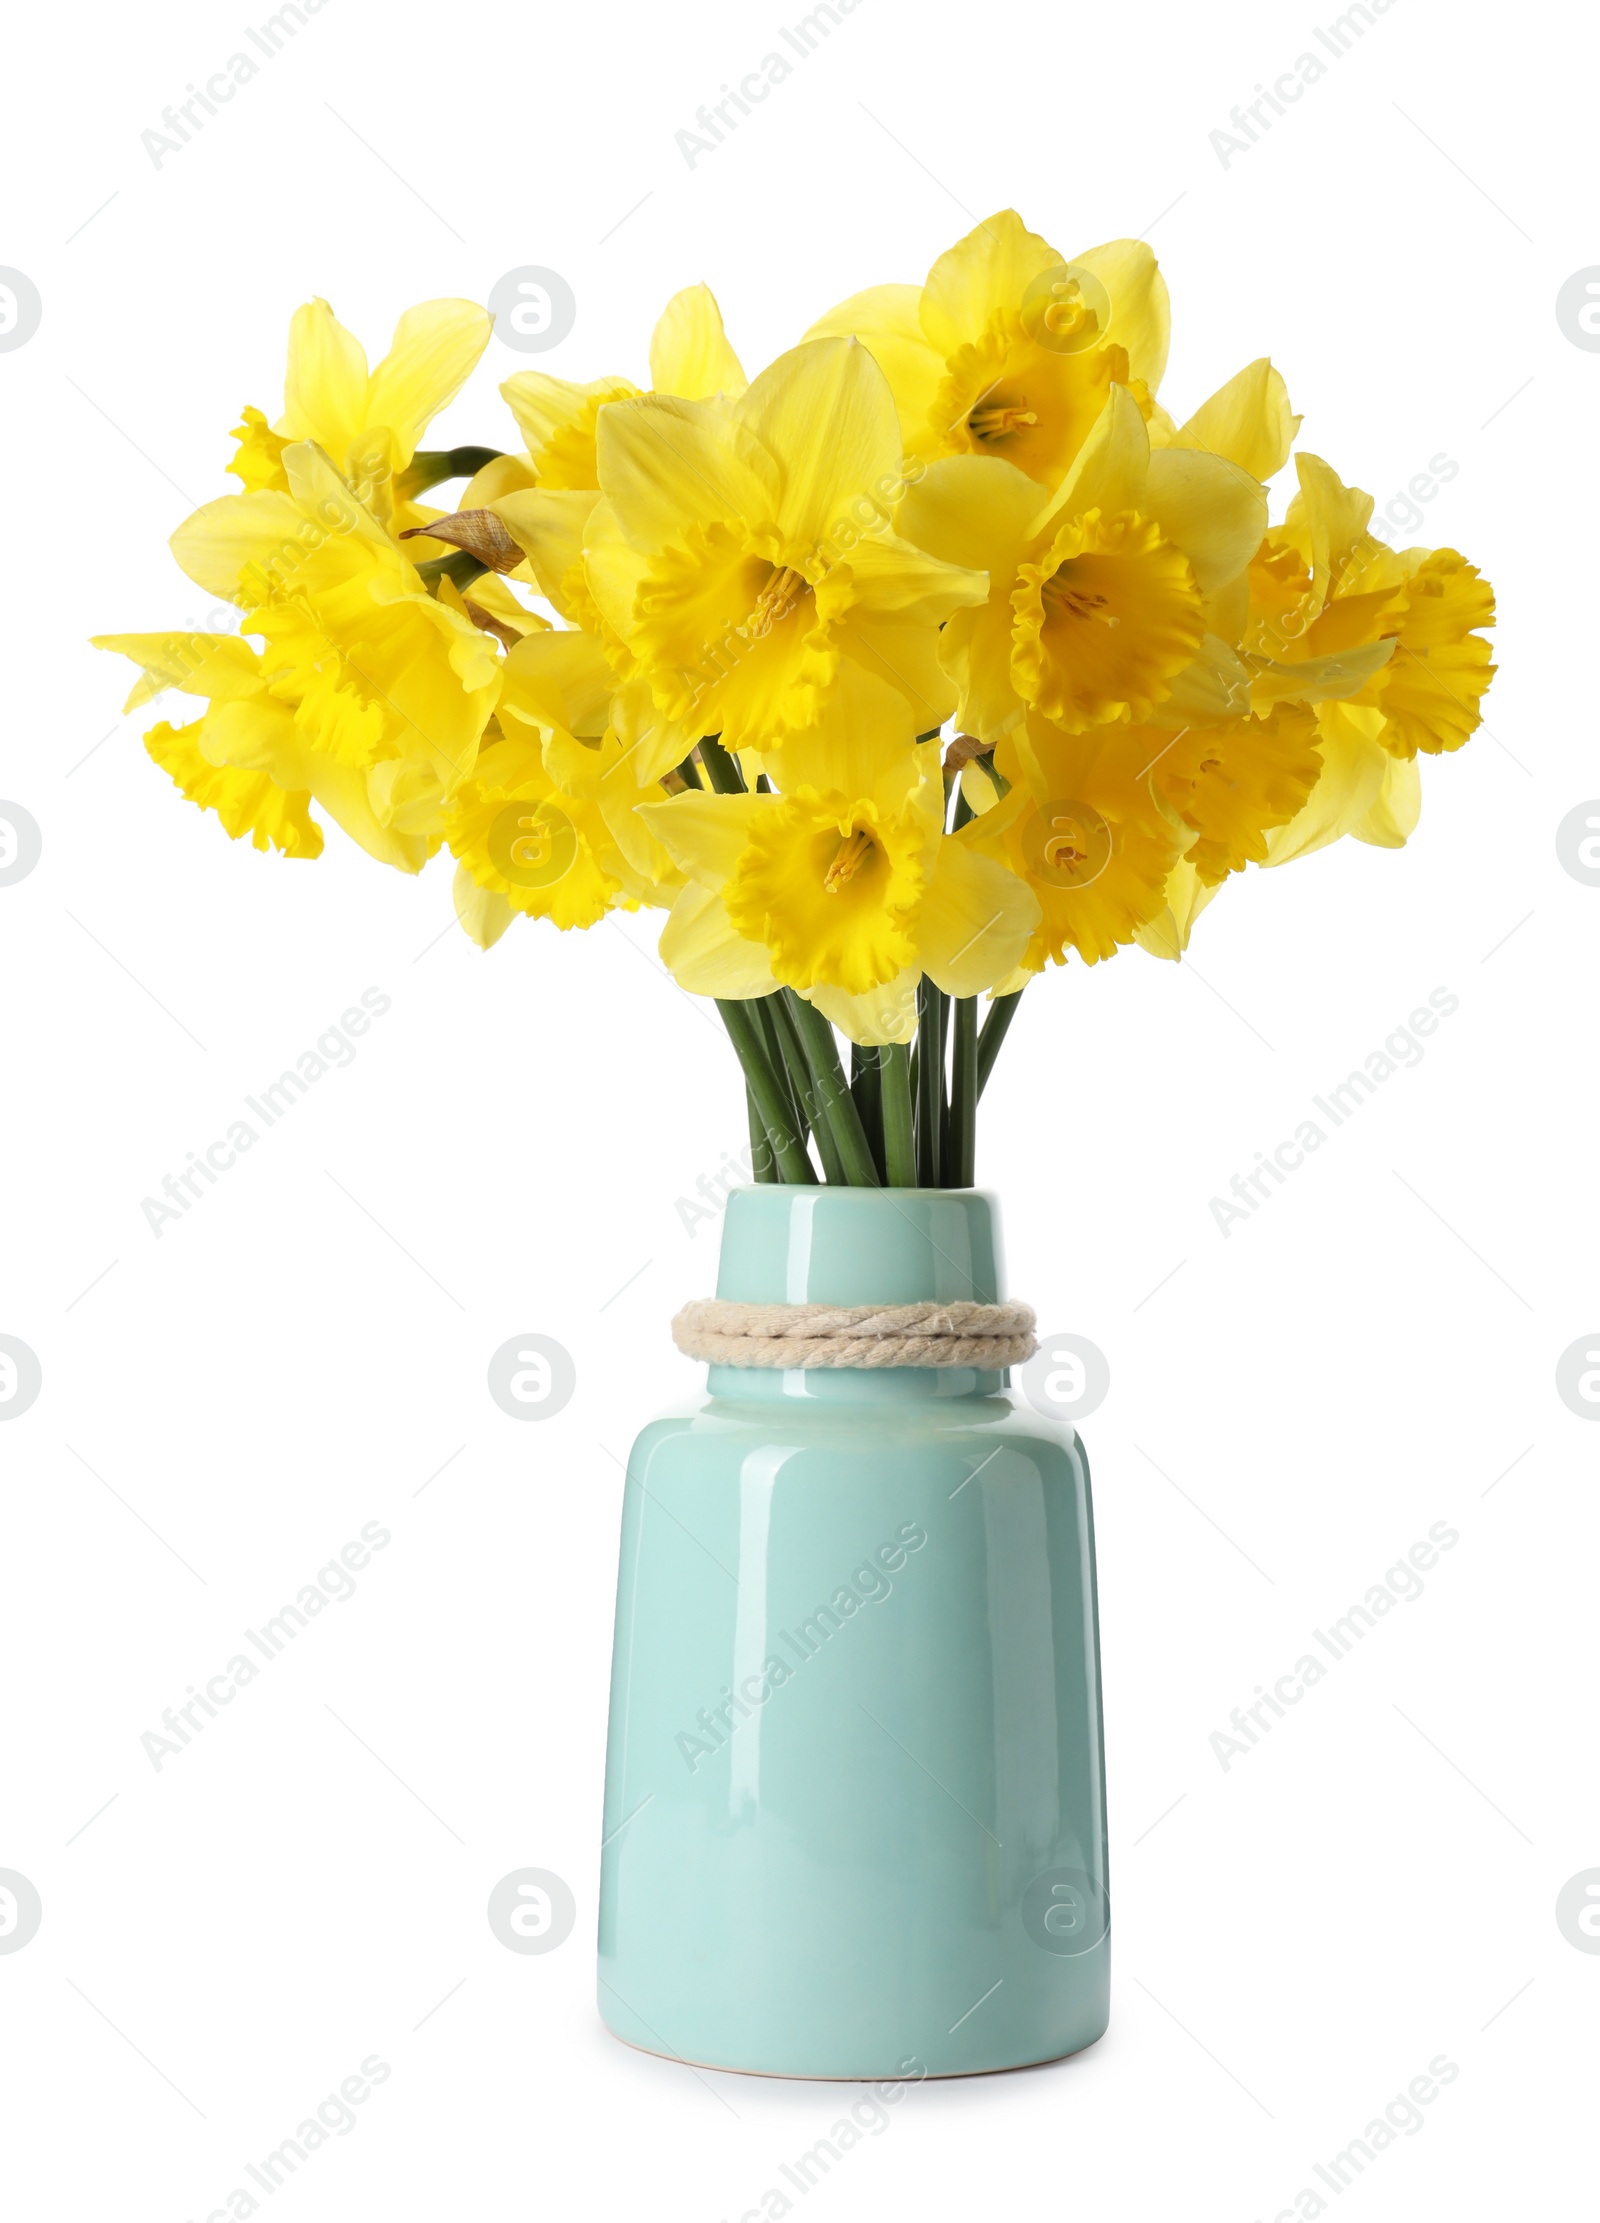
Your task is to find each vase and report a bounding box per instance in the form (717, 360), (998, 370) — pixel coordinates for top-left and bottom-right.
(597, 1185), (1109, 2079)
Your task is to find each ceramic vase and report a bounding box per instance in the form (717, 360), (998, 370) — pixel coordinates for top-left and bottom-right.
(598, 1185), (1108, 2079)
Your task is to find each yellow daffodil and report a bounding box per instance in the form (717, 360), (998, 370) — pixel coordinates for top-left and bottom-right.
(1245, 454), (1495, 861)
(498, 627), (685, 894)
(95, 251), (1500, 1192)
(440, 723), (632, 938)
(969, 715), (1189, 968)
(581, 337), (987, 776)
(500, 283), (747, 493)
(900, 384), (1264, 763)
(228, 296), (492, 552)
(639, 675), (1038, 1041)
(142, 715), (323, 857)
(1140, 705), (1323, 883)
(97, 441), (500, 868)
(807, 209), (1169, 489)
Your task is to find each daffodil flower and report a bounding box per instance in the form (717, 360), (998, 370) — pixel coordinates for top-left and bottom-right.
(1245, 454), (1496, 862)
(806, 209), (1169, 489)
(901, 383), (1264, 766)
(97, 442), (500, 869)
(638, 674), (1038, 1043)
(498, 283), (747, 495)
(440, 724), (633, 940)
(227, 296), (493, 552)
(581, 336), (988, 777)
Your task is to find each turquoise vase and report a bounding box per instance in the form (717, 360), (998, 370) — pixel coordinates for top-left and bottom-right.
(598, 1186), (1109, 2079)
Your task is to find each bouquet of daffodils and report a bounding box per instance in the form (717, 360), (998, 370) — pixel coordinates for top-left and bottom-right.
(97, 211), (1494, 1190)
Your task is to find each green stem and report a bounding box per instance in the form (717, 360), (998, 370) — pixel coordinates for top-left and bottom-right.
(851, 1044), (886, 1184)
(674, 753), (704, 790)
(949, 997), (978, 1188)
(976, 989), (1026, 1100)
(699, 736), (746, 794)
(770, 994), (845, 1184)
(880, 1043), (916, 1186)
(403, 445), (506, 495)
(915, 979), (946, 1186)
(717, 1000), (814, 1183)
(415, 549), (489, 596)
(767, 992), (841, 1182)
(755, 995), (807, 1147)
(747, 1089), (778, 1182)
(784, 992), (881, 1187)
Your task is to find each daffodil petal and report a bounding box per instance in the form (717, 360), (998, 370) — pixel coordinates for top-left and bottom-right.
(919, 835), (1041, 995)
(365, 299), (493, 465)
(659, 882), (778, 996)
(733, 337), (900, 550)
(93, 631), (265, 709)
(453, 861), (518, 949)
(1351, 753), (1422, 847)
(1074, 238), (1171, 392)
(1170, 359), (1299, 482)
(804, 970), (919, 1046)
(1143, 448), (1267, 593)
(638, 788), (771, 888)
(649, 284), (746, 400)
(279, 297), (369, 455)
(918, 210), (1060, 361)
(803, 283), (944, 450)
(596, 392), (776, 548)
(145, 718), (322, 857)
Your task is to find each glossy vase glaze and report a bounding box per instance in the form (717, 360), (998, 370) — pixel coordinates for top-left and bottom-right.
(598, 1187), (1108, 2079)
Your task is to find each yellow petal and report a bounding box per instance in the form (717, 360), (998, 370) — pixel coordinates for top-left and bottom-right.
(490, 486), (600, 620)
(1143, 448), (1267, 592)
(638, 788), (769, 888)
(169, 488), (308, 599)
(1251, 637), (1397, 709)
(919, 835), (1041, 995)
(1263, 702), (1389, 864)
(1287, 454), (1377, 604)
(499, 627), (615, 737)
(762, 667), (925, 811)
(658, 882), (778, 996)
(733, 337), (901, 549)
(279, 299), (370, 457)
(453, 861), (518, 949)
(365, 299), (493, 465)
(595, 393), (776, 547)
(804, 970), (919, 1046)
(1169, 359), (1299, 482)
(895, 454), (1040, 578)
(1351, 753), (1422, 847)
(649, 284), (746, 400)
(1073, 238), (1171, 392)
(93, 631), (266, 709)
(145, 718), (322, 857)
(500, 370), (640, 488)
(803, 283), (944, 451)
(1041, 381), (1149, 530)
(918, 210), (1062, 360)
(1132, 858), (1221, 958)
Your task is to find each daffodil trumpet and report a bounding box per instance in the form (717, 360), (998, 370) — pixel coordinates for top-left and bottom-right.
(95, 232), (1495, 1190)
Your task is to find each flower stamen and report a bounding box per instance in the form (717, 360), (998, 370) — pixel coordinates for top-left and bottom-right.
(748, 565), (808, 638)
(823, 828), (875, 893)
(969, 403), (1040, 441)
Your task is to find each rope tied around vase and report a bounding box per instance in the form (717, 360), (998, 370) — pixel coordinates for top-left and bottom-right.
(671, 1299), (1037, 1371)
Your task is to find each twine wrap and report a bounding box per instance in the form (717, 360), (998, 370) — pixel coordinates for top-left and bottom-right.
(672, 1299), (1037, 1371)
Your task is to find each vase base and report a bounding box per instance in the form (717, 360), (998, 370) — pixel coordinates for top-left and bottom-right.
(601, 2019), (1108, 2084)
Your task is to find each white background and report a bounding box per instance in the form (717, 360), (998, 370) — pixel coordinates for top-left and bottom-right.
(2, 0), (1594, 2215)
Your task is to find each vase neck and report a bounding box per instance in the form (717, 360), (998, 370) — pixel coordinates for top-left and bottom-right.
(706, 1186), (1010, 1398)
(715, 1186), (1005, 1306)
